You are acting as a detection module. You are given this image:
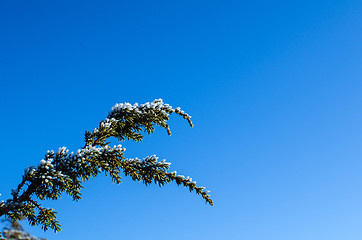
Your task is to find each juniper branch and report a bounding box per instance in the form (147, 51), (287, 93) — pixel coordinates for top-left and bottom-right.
(0, 99), (212, 233)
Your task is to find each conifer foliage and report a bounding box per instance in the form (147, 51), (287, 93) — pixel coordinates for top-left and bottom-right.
(1, 218), (45, 240)
(0, 99), (213, 237)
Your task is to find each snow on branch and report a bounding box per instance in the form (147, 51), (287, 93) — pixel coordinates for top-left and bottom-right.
(0, 99), (212, 233)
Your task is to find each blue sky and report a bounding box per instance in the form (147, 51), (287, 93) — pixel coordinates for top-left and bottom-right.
(1, 1), (362, 239)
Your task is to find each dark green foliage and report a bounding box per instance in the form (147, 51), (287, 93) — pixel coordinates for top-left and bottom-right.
(0, 99), (212, 234)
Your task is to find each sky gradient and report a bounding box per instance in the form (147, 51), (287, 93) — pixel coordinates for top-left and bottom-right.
(1, 1), (362, 239)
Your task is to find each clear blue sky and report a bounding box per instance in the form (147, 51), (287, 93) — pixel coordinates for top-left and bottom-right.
(1, 1), (362, 239)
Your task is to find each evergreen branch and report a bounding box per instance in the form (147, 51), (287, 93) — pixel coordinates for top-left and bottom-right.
(0, 99), (212, 233)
